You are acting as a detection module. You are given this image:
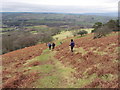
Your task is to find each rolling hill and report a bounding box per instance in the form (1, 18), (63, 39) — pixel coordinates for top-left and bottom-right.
(2, 12), (117, 27)
(2, 32), (119, 88)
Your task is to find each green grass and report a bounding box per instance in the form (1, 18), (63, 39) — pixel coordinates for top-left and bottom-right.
(53, 28), (93, 40)
(74, 47), (87, 55)
(23, 48), (52, 67)
(74, 33), (92, 39)
(68, 74), (97, 88)
(114, 47), (120, 53)
(93, 51), (107, 55)
(29, 64), (54, 73)
(30, 31), (38, 34)
(55, 40), (62, 46)
(26, 25), (49, 30)
(31, 48), (99, 88)
(53, 31), (73, 40)
(1, 27), (15, 31)
(55, 38), (70, 46)
(42, 48), (50, 53)
(35, 75), (61, 88)
(29, 49), (76, 88)
(80, 28), (94, 34)
(53, 53), (75, 79)
(100, 74), (118, 81)
(92, 47), (107, 55)
(37, 51), (52, 61)
(106, 32), (118, 36)
(23, 52), (50, 66)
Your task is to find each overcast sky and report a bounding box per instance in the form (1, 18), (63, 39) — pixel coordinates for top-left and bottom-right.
(1, 0), (119, 13)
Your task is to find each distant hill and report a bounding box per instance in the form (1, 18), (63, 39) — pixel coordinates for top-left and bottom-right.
(82, 12), (118, 17)
(2, 12), (118, 17)
(2, 12), (117, 27)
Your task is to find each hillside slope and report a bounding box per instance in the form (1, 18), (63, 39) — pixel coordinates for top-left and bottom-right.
(2, 33), (119, 88)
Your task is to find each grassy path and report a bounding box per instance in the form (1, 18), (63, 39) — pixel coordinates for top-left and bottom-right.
(23, 48), (75, 88)
(24, 35), (98, 88)
(29, 48), (98, 88)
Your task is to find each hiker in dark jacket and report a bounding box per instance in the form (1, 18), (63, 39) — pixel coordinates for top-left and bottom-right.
(48, 43), (52, 50)
(52, 42), (56, 50)
(69, 39), (75, 52)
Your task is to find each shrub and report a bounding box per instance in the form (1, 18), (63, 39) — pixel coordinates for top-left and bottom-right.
(93, 20), (119, 39)
(77, 30), (88, 36)
(93, 22), (102, 30)
(91, 30), (96, 33)
(93, 25), (112, 39)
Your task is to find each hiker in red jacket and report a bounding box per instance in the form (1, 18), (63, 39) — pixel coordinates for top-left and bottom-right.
(69, 39), (75, 52)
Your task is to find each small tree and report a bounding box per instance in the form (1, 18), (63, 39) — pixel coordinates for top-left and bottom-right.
(77, 30), (88, 36)
(93, 22), (102, 30)
(93, 25), (112, 39)
(93, 20), (119, 39)
(106, 19), (119, 32)
(106, 20), (117, 29)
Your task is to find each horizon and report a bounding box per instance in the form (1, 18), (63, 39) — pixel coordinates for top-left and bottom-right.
(1, 11), (118, 17)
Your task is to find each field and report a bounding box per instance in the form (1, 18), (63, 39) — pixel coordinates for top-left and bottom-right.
(2, 13), (116, 27)
(2, 32), (119, 88)
(53, 28), (93, 40)
(53, 31), (73, 40)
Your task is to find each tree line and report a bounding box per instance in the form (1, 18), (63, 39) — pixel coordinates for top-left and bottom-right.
(2, 27), (60, 54)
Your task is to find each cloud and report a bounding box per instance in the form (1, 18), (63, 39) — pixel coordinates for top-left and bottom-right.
(2, 0), (119, 13)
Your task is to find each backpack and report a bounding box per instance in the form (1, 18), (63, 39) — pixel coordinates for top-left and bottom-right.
(70, 41), (75, 47)
(48, 43), (51, 47)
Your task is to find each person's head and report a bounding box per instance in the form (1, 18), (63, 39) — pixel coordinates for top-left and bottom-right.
(71, 39), (73, 42)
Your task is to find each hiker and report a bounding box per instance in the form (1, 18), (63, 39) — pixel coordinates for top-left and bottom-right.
(69, 39), (75, 52)
(52, 42), (56, 50)
(48, 43), (52, 50)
